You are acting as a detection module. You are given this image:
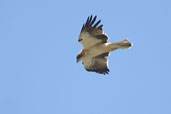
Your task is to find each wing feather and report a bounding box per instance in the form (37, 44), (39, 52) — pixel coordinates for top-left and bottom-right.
(93, 20), (101, 28)
(83, 53), (110, 75)
(89, 16), (97, 26)
(94, 34), (108, 43)
(79, 15), (108, 48)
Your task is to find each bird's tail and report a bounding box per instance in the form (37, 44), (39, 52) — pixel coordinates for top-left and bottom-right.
(108, 39), (133, 51)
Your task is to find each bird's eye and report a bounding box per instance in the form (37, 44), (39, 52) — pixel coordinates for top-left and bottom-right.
(78, 39), (83, 42)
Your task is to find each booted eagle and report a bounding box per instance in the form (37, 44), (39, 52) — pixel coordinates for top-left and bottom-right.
(77, 15), (133, 75)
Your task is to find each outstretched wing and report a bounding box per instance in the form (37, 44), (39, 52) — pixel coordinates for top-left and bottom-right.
(78, 15), (109, 49)
(82, 53), (110, 75)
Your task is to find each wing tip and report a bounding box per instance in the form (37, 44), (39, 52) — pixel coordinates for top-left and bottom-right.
(81, 15), (102, 32)
(86, 68), (110, 75)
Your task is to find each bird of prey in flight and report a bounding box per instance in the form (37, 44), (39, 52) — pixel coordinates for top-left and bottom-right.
(77, 15), (133, 75)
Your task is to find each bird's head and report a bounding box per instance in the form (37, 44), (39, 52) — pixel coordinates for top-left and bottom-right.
(78, 38), (83, 42)
(76, 55), (81, 63)
(76, 53), (83, 63)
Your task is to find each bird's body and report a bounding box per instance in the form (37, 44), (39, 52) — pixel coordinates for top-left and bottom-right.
(77, 15), (133, 75)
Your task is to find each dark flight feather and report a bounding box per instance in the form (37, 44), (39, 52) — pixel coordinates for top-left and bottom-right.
(80, 15), (108, 43)
(85, 53), (110, 75)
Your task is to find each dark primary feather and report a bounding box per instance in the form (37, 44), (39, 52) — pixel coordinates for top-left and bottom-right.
(90, 16), (97, 26)
(81, 15), (103, 32)
(80, 15), (108, 43)
(93, 20), (101, 28)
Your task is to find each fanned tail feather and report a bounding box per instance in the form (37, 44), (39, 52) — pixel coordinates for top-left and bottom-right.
(108, 39), (133, 51)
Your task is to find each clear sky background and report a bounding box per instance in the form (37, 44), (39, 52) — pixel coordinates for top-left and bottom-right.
(0, 0), (171, 114)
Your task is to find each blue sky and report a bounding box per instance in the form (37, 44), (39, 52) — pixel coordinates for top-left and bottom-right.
(0, 0), (171, 114)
